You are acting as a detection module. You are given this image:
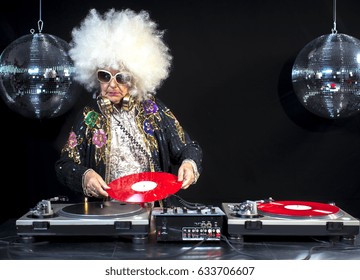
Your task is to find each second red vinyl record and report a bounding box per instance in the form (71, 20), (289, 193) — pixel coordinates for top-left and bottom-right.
(257, 200), (340, 217)
(107, 172), (182, 203)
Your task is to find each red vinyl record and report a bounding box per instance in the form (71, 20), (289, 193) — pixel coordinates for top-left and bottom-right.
(257, 200), (340, 217)
(107, 172), (182, 203)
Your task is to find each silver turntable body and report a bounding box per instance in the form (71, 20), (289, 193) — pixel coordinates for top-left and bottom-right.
(16, 199), (150, 240)
(222, 201), (360, 240)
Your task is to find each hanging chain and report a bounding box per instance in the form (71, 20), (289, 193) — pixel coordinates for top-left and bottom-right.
(331, 0), (337, 34)
(30, 0), (43, 34)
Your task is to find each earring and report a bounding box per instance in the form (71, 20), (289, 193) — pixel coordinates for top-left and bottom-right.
(97, 95), (113, 116)
(122, 94), (134, 111)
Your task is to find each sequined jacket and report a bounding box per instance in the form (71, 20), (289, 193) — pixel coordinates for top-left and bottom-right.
(55, 97), (203, 195)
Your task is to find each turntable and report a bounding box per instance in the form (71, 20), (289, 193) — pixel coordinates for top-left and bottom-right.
(16, 199), (150, 242)
(16, 172), (184, 242)
(222, 199), (360, 241)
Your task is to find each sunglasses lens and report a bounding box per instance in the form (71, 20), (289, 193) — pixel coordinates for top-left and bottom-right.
(97, 71), (111, 83)
(115, 73), (132, 84)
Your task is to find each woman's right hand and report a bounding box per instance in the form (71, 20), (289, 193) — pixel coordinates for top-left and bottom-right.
(83, 169), (110, 197)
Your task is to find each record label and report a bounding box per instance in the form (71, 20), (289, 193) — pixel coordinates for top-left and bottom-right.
(131, 181), (157, 192)
(108, 172), (182, 203)
(257, 200), (340, 217)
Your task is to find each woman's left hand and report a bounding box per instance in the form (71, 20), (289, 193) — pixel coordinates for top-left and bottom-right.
(177, 161), (196, 189)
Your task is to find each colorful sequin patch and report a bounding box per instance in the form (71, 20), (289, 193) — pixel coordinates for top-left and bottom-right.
(85, 111), (99, 128)
(143, 100), (158, 114)
(92, 129), (107, 148)
(67, 131), (78, 148)
(143, 119), (154, 136)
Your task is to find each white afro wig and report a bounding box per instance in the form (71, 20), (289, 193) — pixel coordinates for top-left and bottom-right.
(69, 8), (172, 99)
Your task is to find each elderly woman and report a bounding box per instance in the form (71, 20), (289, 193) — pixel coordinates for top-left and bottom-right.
(55, 9), (202, 201)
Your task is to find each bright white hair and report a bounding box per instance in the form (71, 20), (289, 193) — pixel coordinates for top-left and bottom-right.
(69, 8), (172, 99)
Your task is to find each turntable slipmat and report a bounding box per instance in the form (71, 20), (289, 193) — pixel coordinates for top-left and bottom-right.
(257, 200), (343, 219)
(59, 201), (145, 219)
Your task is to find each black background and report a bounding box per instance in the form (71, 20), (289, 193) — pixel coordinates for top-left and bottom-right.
(1, 0), (360, 223)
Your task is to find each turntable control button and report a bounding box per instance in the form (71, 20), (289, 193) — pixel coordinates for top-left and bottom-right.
(173, 207), (178, 214)
(244, 220), (262, 230)
(114, 221), (132, 230)
(182, 207), (188, 213)
(196, 207), (202, 214)
(32, 221), (50, 230)
(326, 222), (344, 231)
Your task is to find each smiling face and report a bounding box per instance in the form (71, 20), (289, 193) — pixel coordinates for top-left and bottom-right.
(97, 68), (131, 105)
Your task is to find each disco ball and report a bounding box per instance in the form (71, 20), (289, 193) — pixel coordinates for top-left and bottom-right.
(0, 33), (78, 119)
(292, 33), (360, 119)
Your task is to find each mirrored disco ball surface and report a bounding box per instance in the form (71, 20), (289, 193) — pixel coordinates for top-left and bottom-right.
(0, 33), (78, 119)
(292, 33), (360, 119)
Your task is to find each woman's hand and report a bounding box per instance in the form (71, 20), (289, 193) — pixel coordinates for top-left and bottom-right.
(177, 161), (197, 189)
(83, 169), (110, 197)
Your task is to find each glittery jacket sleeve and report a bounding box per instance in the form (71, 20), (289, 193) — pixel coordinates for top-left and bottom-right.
(55, 104), (107, 194)
(153, 98), (203, 175)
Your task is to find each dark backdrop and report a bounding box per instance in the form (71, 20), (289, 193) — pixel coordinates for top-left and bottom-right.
(1, 0), (360, 223)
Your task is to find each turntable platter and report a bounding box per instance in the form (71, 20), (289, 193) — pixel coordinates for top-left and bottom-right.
(257, 200), (341, 219)
(59, 201), (145, 219)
